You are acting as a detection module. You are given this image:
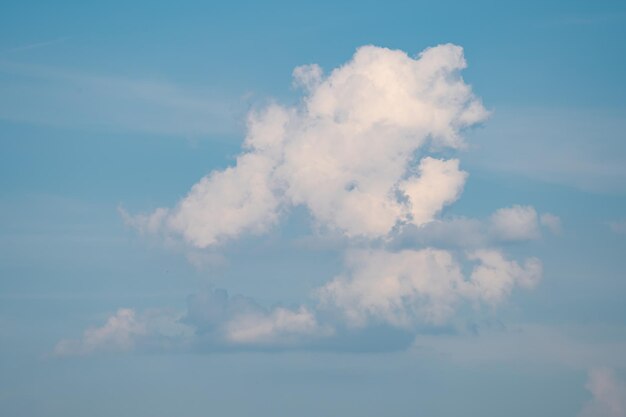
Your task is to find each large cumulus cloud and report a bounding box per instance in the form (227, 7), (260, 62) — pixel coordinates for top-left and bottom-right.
(58, 44), (553, 356)
(132, 44), (488, 245)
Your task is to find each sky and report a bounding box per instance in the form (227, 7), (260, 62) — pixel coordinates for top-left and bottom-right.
(1, 0), (626, 416)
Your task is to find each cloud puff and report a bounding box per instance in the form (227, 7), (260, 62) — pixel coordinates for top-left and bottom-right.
(489, 206), (561, 242)
(392, 206), (560, 249)
(579, 368), (626, 417)
(489, 205), (541, 241)
(225, 306), (326, 345)
(132, 44), (488, 246)
(540, 212), (562, 234)
(53, 308), (195, 357)
(54, 309), (149, 356)
(183, 290), (330, 349)
(317, 248), (541, 328)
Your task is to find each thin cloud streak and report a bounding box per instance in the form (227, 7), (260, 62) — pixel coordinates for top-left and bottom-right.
(0, 60), (240, 136)
(1, 37), (71, 54)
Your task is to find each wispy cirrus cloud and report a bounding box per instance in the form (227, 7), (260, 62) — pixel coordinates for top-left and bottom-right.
(465, 107), (626, 194)
(0, 60), (239, 135)
(0, 37), (71, 54)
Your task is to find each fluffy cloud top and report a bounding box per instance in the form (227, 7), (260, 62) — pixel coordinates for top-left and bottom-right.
(132, 44), (488, 247)
(317, 248), (541, 328)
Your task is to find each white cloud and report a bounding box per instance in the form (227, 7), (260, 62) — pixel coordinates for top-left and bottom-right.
(466, 250), (542, 301)
(490, 205), (541, 241)
(183, 289), (329, 348)
(53, 308), (192, 357)
(317, 248), (541, 328)
(398, 158), (467, 227)
(53, 248), (543, 356)
(131, 44), (488, 247)
(54, 308), (147, 356)
(579, 368), (626, 417)
(52, 290), (327, 356)
(292, 63), (323, 92)
(225, 306), (331, 345)
(540, 212), (562, 234)
(167, 152), (282, 248)
(58, 44), (550, 356)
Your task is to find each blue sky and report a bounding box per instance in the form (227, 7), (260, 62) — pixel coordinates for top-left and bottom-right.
(1, 1), (626, 416)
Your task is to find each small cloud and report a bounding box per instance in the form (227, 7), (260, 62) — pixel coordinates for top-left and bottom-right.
(53, 308), (192, 357)
(119, 205), (169, 236)
(579, 368), (626, 417)
(609, 220), (626, 235)
(183, 289), (330, 349)
(490, 205), (540, 241)
(225, 306), (331, 345)
(540, 212), (562, 235)
(54, 308), (146, 356)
